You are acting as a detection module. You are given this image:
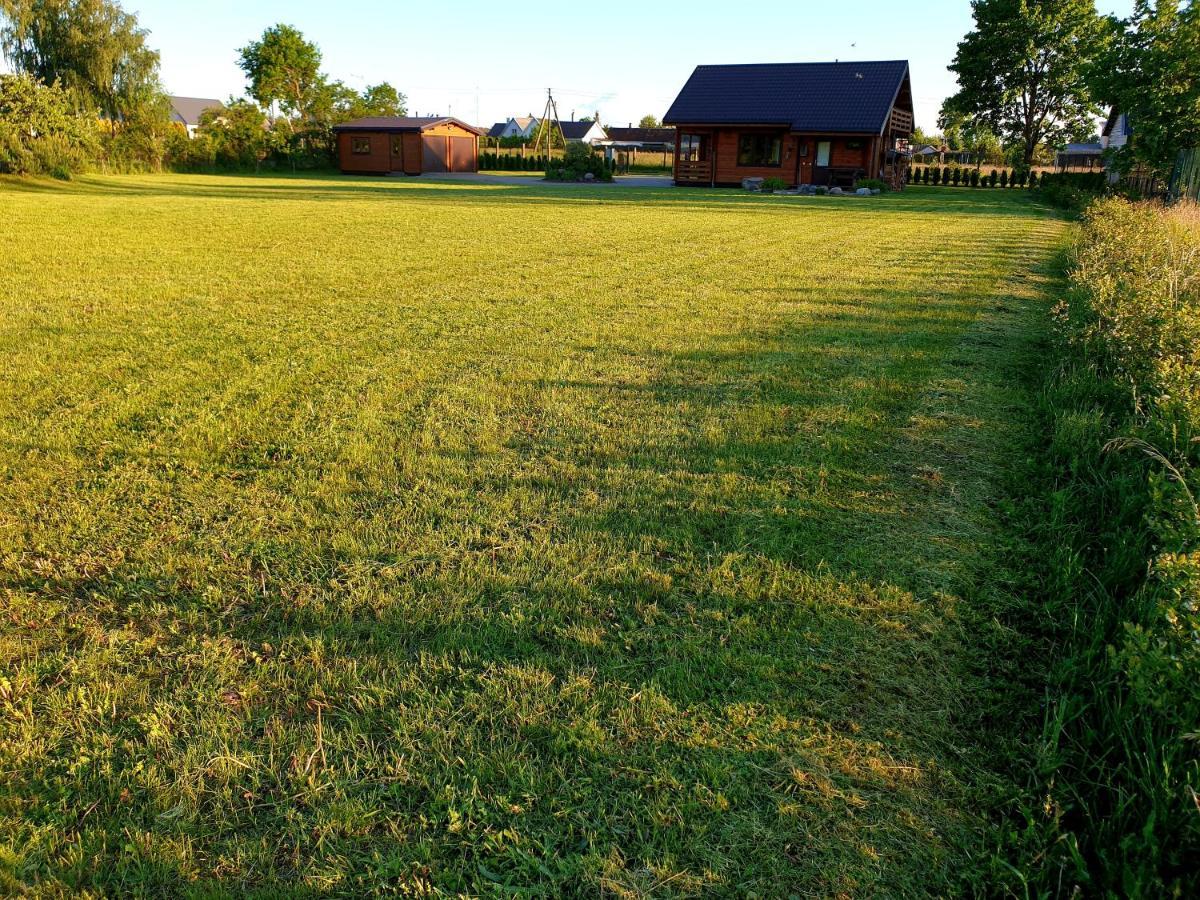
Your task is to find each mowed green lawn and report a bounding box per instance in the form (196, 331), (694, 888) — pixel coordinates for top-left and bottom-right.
(0, 175), (1063, 896)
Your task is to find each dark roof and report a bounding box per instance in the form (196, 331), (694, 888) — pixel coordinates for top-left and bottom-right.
(487, 122), (507, 138)
(169, 96), (223, 126)
(605, 126), (675, 143)
(663, 60), (910, 133)
(1061, 142), (1103, 154)
(332, 116), (485, 135)
(558, 120), (604, 140)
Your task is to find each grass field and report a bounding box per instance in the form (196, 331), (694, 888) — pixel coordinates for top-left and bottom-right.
(0, 175), (1064, 896)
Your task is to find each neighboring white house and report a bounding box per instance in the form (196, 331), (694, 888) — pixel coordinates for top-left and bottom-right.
(1101, 108), (1131, 153)
(1100, 107), (1133, 183)
(486, 116), (541, 140)
(558, 120), (608, 145)
(169, 96), (223, 137)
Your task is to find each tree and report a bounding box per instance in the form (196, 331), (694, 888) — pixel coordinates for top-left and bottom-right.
(638, 114), (660, 128)
(238, 23), (321, 121)
(1090, 0), (1200, 175)
(0, 71), (97, 173)
(357, 82), (406, 118)
(942, 0), (1109, 166)
(196, 98), (267, 167)
(0, 0), (164, 123)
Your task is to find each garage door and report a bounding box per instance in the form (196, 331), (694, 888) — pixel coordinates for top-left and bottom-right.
(449, 137), (476, 172)
(422, 136), (448, 173)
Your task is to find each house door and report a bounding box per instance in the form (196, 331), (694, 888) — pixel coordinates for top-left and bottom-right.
(390, 135), (404, 173)
(422, 135), (449, 172)
(795, 139), (814, 184)
(813, 140), (832, 185)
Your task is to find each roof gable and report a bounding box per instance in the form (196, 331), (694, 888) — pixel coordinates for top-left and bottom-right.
(558, 120), (606, 140)
(663, 60), (910, 133)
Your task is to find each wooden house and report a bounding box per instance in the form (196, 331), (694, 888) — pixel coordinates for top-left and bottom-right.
(663, 61), (914, 189)
(333, 117), (484, 176)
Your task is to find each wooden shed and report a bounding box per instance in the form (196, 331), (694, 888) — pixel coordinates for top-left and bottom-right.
(333, 117), (484, 176)
(663, 61), (914, 190)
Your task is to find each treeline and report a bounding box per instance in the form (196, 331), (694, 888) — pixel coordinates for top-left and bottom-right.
(1016, 198), (1200, 895)
(0, 1), (405, 177)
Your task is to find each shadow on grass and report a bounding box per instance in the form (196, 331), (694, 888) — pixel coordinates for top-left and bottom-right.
(0, 188), (1058, 895)
(0, 172), (1053, 218)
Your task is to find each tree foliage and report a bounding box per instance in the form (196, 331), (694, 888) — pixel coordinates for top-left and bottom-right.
(1090, 0), (1200, 175)
(943, 0), (1109, 165)
(0, 0), (163, 122)
(196, 98), (267, 168)
(638, 114), (659, 128)
(238, 23), (321, 120)
(0, 70), (97, 174)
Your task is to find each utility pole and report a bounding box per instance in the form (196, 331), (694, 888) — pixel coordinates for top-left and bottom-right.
(531, 88), (566, 156)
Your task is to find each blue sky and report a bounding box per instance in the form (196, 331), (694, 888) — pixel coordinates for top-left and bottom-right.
(25, 1), (1138, 130)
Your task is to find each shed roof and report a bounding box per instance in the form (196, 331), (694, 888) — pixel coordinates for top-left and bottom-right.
(663, 60), (910, 133)
(333, 116), (485, 135)
(487, 122), (507, 138)
(1061, 142), (1103, 154)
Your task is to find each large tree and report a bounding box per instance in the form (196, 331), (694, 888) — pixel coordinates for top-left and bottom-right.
(1089, 0), (1200, 175)
(0, 0), (163, 122)
(638, 114), (660, 128)
(943, 0), (1109, 166)
(237, 23), (321, 121)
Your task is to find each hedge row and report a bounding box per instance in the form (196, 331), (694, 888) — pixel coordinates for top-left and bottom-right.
(908, 166), (1107, 191)
(1016, 198), (1200, 894)
(477, 152), (552, 171)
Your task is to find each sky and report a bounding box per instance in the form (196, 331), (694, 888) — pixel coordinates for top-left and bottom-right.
(9, 1), (1139, 131)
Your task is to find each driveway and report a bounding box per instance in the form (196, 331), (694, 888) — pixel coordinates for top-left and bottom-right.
(425, 172), (674, 188)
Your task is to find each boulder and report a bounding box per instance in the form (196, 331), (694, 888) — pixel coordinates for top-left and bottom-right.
(742, 176), (765, 191)
(583, 172), (595, 182)
(855, 187), (872, 196)
(829, 186), (844, 196)
(871, 188), (881, 195)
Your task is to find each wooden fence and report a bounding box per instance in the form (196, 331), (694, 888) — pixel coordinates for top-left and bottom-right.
(1169, 148), (1200, 201)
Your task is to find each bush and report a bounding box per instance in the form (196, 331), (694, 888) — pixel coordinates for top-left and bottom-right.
(987, 169), (999, 187)
(952, 167), (962, 186)
(970, 169), (980, 187)
(761, 176), (787, 192)
(544, 142), (611, 182)
(1037, 172), (1109, 211)
(1000, 170), (1009, 188)
(0, 73), (97, 177)
(1019, 198), (1200, 895)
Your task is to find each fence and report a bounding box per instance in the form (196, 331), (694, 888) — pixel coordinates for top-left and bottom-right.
(1169, 148), (1200, 201)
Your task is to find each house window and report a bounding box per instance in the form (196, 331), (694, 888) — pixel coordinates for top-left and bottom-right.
(737, 134), (782, 167)
(816, 141), (831, 167)
(845, 139), (864, 150)
(796, 142), (808, 157)
(351, 137), (371, 155)
(679, 133), (706, 162)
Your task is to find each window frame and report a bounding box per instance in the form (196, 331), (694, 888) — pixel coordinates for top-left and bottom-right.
(678, 133), (706, 162)
(736, 133), (783, 168)
(351, 136), (372, 155)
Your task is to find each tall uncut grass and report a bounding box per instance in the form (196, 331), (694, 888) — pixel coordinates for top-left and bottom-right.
(1027, 198), (1200, 894)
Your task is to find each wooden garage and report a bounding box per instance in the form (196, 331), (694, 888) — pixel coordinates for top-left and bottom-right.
(333, 117), (484, 176)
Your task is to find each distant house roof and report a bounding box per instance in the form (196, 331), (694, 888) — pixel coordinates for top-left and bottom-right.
(512, 116), (538, 129)
(663, 60), (911, 133)
(604, 126), (675, 144)
(332, 116), (485, 135)
(487, 122), (507, 138)
(1062, 142), (1103, 155)
(558, 120), (605, 140)
(169, 96), (223, 127)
